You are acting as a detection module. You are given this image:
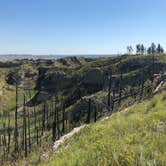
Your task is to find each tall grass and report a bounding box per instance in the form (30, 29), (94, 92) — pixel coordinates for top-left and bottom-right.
(41, 91), (166, 166)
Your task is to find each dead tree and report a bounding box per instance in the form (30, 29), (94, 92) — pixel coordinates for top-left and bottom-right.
(27, 109), (31, 153)
(52, 100), (57, 142)
(48, 101), (52, 128)
(28, 89), (32, 100)
(152, 54), (155, 82)
(51, 100), (54, 121)
(7, 113), (11, 154)
(52, 121), (56, 143)
(22, 108), (25, 150)
(118, 72), (123, 106)
(36, 127), (39, 145)
(2, 121), (7, 162)
(2, 134), (7, 162)
(42, 103), (46, 134)
(38, 115), (42, 147)
(46, 103), (49, 129)
(56, 108), (60, 139)
(107, 73), (112, 107)
(139, 68), (145, 100)
(94, 105), (97, 122)
(33, 106), (37, 134)
(86, 99), (91, 124)
(118, 58), (123, 106)
(23, 94), (27, 157)
(14, 82), (19, 153)
(62, 104), (65, 134)
(111, 89), (116, 111)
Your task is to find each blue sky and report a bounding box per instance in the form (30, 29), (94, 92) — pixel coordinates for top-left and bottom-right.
(0, 0), (166, 55)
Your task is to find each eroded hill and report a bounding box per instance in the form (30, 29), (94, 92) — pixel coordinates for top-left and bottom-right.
(0, 54), (166, 166)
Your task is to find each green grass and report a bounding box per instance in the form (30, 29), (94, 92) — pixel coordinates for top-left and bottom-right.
(41, 90), (166, 166)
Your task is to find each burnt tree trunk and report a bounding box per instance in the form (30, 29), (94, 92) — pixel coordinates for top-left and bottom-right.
(23, 94), (27, 157)
(140, 68), (144, 100)
(57, 108), (60, 139)
(107, 74), (112, 107)
(86, 99), (91, 124)
(42, 103), (46, 134)
(118, 72), (123, 106)
(62, 104), (65, 134)
(112, 89), (115, 111)
(14, 83), (19, 153)
(27, 109), (31, 153)
(7, 113), (11, 154)
(152, 54), (155, 82)
(52, 102), (57, 142)
(94, 105), (97, 122)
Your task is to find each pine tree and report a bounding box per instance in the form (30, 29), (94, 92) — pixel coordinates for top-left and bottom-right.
(151, 43), (156, 54)
(140, 44), (146, 54)
(136, 44), (141, 55)
(157, 44), (164, 54)
(127, 46), (133, 55)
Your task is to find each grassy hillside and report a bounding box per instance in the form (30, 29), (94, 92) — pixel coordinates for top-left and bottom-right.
(0, 54), (165, 165)
(34, 54), (166, 104)
(42, 90), (166, 166)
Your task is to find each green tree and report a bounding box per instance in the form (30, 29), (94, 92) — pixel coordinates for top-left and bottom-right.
(157, 44), (164, 54)
(136, 44), (141, 55)
(127, 46), (133, 55)
(151, 43), (156, 54)
(147, 47), (152, 54)
(140, 44), (146, 54)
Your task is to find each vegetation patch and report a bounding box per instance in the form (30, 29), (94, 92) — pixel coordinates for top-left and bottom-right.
(41, 91), (166, 166)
